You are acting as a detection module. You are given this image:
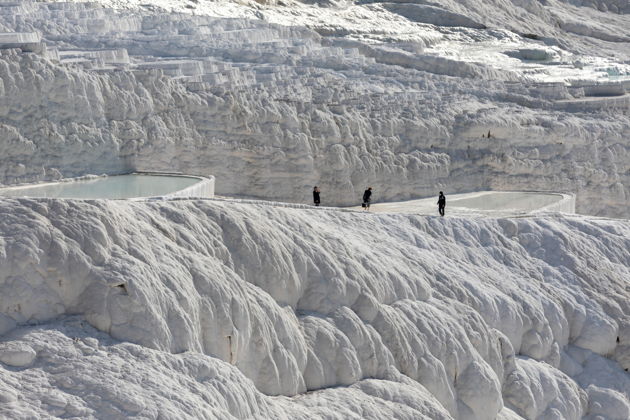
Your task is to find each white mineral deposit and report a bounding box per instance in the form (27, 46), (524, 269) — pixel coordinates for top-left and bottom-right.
(0, 0), (629, 419)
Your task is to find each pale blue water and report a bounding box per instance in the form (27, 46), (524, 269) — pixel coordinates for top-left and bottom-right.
(449, 192), (560, 211)
(0, 174), (200, 199)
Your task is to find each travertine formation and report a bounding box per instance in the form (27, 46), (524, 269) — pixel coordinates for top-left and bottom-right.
(0, 1), (629, 418)
(0, 1), (627, 215)
(1, 198), (630, 418)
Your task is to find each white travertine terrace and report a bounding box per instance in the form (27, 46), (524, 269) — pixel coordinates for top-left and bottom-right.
(0, 1), (626, 215)
(0, 0), (629, 419)
(1, 198), (630, 419)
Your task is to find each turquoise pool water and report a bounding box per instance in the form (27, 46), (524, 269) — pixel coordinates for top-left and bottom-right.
(448, 191), (561, 211)
(0, 174), (201, 199)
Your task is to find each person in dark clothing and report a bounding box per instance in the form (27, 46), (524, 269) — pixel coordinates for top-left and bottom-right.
(313, 186), (321, 206)
(437, 191), (446, 216)
(362, 187), (372, 211)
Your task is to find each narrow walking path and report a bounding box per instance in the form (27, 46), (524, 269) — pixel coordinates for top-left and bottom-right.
(350, 191), (575, 217)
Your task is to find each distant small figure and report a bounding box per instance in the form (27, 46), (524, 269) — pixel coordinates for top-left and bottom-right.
(482, 133), (485, 138)
(437, 191), (446, 216)
(313, 186), (321, 206)
(362, 187), (372, 211)
(487, 130), (492, 138)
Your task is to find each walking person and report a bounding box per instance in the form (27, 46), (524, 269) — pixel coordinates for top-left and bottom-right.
(313, 186), (321, 206)
(362, 187), (372, 211)
(437, 191), (446, 216)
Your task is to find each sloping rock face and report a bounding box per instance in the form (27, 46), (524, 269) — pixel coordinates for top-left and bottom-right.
(1, 198), (630, 418)
(0, 2), (628, 216)
(1, 1), (630, 419)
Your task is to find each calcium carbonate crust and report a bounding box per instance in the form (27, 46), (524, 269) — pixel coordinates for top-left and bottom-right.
(0, 1), (628, 216)
(1, 198), (629, 419)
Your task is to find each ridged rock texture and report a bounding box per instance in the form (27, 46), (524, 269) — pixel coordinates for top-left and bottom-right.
(1, 198), (630, 418)
(0, 1), (627, 215)
(1, 0), (630, 418)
